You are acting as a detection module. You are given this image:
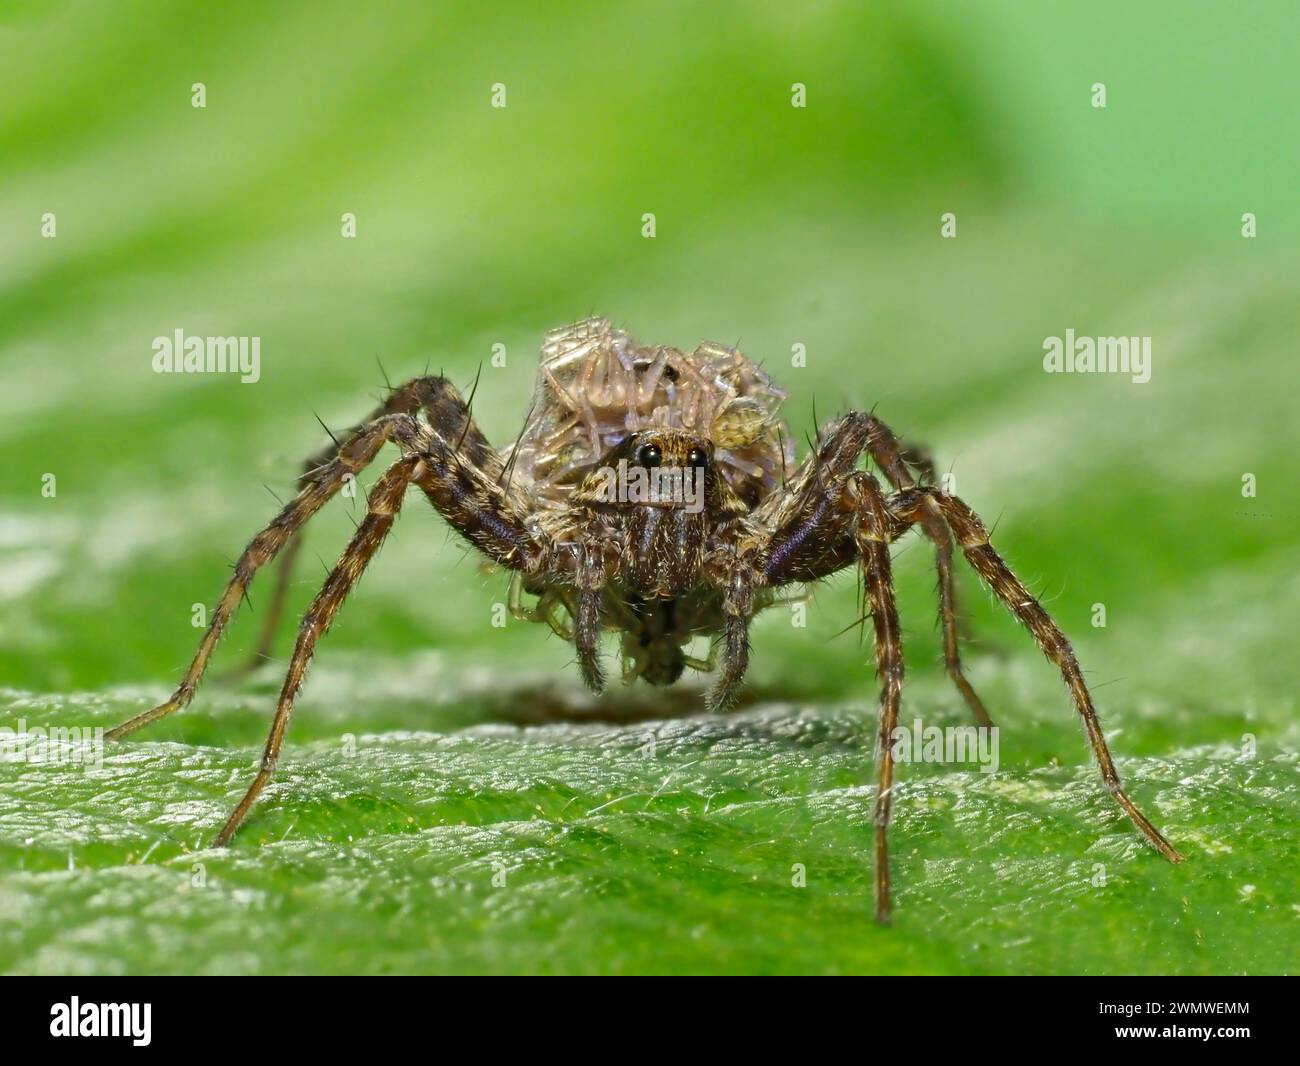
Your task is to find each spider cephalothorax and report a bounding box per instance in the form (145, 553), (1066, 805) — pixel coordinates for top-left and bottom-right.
(106, 317), (1183, 922)
(521, 424), (756, 690)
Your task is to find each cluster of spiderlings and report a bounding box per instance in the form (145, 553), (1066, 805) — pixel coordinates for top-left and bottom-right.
(505, 317), (794, 508)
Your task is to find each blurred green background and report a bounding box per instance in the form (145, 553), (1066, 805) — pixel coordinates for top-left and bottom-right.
(1, 1), (1296, 975)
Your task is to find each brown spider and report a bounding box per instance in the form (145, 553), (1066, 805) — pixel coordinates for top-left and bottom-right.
(106, 317), (1183, 922)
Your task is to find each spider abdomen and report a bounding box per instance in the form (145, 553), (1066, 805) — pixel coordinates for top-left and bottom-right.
(504, 317), (795, 510)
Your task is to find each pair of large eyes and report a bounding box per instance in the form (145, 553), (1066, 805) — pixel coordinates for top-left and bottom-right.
(634, 443), (708, 469)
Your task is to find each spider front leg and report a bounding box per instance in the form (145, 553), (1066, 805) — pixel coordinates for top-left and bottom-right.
(753, 409), (989, 729)
(229, 375), (497, 678)
(105, 413), (433, 741)
(748, 458), (910, 921)
(574, 546), (608, 693)
(863, 414), (992, 729)
(214, 435), (545, 845)
(891, 487), (1184, 865)
(850, 472), (908, 924)
(213, 453), (425, 845)
(705, 567), (753, 712)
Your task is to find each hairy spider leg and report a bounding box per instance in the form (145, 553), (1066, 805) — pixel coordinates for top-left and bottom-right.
(737, 412), (1181, 921)
(852, 472), (906, 924)
(211, 420), (547, 844)
(863, 415), (993, 729)
(574, 545), (607, 693)
(105, 413), (433, 741)
(213, 454), (424, 845)
(705, 568), (753, 712)
(891, 486), (1184, 866)
(227, 376), (498, 679)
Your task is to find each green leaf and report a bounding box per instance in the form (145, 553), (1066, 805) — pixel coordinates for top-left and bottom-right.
(1, 1), (1296, 975)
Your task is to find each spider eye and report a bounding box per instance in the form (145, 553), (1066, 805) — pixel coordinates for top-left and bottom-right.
(636, 442), (662, 468)
(687, 447), (709, 469)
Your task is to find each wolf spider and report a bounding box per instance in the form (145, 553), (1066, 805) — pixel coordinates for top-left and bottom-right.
(107, 319), (1182, 922)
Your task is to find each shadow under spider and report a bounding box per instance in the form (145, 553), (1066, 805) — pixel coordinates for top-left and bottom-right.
(464, 678), (788, 726)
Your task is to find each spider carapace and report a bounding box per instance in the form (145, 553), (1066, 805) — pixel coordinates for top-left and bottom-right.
(107, 317), (1183, 922)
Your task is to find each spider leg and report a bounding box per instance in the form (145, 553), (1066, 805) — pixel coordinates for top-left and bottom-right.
(508, 575), (575, 639)
(106, 413), (433, 741)
(851, 472), (906, 924)
(896, 438), (977, 648)
(574, 547), (607, 692)
(706, 570), (753, 712)
(228, 376), (496, 678)
(194, 415), (543, 845)
(863, 415), (992, 729)
(228, 532), (303, 682)
(891, 487), (1184, 864)
(212, 454), (424, 845)
(409, 431), (542, 572)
